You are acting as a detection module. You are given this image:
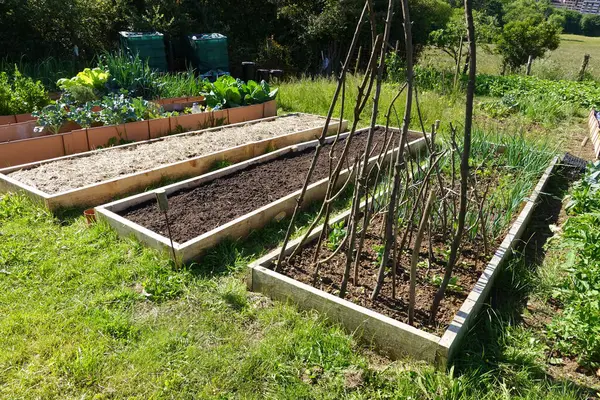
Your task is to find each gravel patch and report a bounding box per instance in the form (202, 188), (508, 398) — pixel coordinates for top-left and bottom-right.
(8, 114), (325, 194)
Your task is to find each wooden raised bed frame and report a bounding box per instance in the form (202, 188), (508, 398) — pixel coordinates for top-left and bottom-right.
(0, 113), (344, 211)
(0, 100), (277, 168)
(95, 128), (428, 264)
(246, 156), (559, 367)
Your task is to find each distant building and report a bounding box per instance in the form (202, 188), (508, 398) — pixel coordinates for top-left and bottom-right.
(552, 0), (600, 14)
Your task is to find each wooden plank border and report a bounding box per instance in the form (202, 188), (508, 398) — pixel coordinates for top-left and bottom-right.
(0, 113), (344, 211)
(95, 128), (428, 263)
(246, 156), (559, 367)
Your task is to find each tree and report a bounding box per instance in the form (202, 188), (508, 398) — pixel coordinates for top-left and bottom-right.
(581, 14), (600, 37)
(563, 10), (583, 35)
(428, 8), (497, 67)
(495, 0), (561, 72)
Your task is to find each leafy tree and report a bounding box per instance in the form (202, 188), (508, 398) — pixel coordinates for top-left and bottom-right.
(562, 9), (583, 34)
(428, 8), (497, 67)
(496, 18), (560, 71)
(494, 0), (561, 71)
(503, 0), (554, 22)
(581, 14), (600, 36)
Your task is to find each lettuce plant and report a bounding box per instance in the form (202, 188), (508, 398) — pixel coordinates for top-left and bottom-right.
(57, 68), (109, 92)
(202, 75), (278, 109)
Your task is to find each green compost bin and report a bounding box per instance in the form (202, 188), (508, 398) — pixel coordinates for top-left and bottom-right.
(119, 31), (168, 72)
(188, 33), (229, 74)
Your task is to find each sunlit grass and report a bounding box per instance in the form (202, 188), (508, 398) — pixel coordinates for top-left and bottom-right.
(420, 33), (600, 81)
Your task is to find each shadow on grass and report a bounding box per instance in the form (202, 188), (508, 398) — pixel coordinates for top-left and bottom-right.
(451, 166), (597, 397)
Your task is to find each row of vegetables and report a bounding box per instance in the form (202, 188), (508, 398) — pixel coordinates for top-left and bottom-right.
(1, 53), (278, 134)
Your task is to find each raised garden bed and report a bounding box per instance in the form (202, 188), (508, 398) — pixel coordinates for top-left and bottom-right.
(0, 100), (276, 168)
(246, 153), (559, 367)
(0, 113), (337, 210)
(95, 127), (426, 263)
(0, 96), (204, 140)
(588, 109), (600, 159)
(0, 113), (36, 126)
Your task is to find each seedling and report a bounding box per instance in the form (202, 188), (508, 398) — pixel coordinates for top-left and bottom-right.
(430, 275), (464, 293)
(326, 222), (346, 251)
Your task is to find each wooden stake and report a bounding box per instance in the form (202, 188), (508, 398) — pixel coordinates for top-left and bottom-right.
(155, 189), (178, 267)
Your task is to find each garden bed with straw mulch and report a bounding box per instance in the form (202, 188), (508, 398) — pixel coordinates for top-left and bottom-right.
(118, 127), (420, 243)
(7, 114), (325, 195)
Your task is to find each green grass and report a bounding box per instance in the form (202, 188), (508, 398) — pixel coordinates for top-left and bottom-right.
(0, 74), (595, 397)
(277, 74), (586, 153)
(420, 34), (600, 81)
(0, 191), (589, 398)
(278, 74), (466, 132)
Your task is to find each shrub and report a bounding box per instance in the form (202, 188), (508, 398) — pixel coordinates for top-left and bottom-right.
(495, 18), (561, 71)
(547, 163), (600, 368)
(0, 67), (50, 115)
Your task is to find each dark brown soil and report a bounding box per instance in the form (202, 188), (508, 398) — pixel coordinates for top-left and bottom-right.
(278, 214), (494, 335)
(120, 128), (420, 243)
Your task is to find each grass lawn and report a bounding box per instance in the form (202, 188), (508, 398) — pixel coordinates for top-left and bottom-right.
(420, 34), (600, 81)
(0, 78), (597, 398)
(0, 183), (588, 399)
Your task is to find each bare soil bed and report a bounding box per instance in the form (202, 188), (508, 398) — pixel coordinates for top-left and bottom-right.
(120, 128), (420, 243)
(8, 114), (325, 195)
(277, 214), (496, 335)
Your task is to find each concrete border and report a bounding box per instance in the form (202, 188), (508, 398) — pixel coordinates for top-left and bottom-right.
(246, 155), (559, 367)
(95, 127), (428, 263)
(0, 113), (345, 211)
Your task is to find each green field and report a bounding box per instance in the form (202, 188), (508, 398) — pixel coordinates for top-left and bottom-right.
(421, 34), (600, 81)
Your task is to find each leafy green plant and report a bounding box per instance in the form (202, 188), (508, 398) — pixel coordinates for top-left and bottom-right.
(57, 67), (109, 92)
(202, 75), (278, 109)
(326, 222), (346, 251)
(68, 102), (100, 128)
(547, 210), (600, 368)
(98, 94), (162, 126)
(430, 275), (464, 293)
(33, 102), (69, 134)
(244, 80), (278, 104)
(98, 93), (138, 126)
(100, 52), (163, 99)
(0, 66), (50, 115)
(56, 67), (110, 104)
(372, 244), (385, 266)
(565, 161), (600, 215)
